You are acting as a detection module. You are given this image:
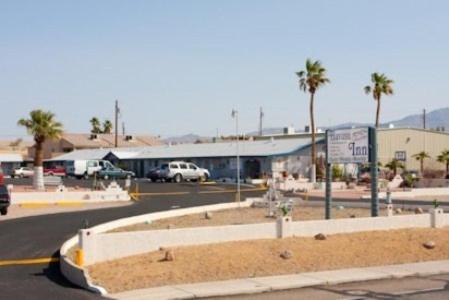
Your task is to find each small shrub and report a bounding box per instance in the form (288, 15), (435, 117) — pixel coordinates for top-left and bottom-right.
(332, 165), (343, 181)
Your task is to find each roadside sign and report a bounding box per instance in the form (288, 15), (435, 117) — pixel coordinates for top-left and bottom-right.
(327, 128), (369, 164)
(394, 151), (407, 161)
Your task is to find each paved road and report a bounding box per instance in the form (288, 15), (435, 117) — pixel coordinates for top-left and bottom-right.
(208, 273), (449, 300)
(0, 181), (263, 300)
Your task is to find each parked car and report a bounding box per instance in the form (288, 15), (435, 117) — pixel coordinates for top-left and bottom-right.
(0, 185), (10, 215)
(44, 166), (66, 177)
(12, 167), (34, 178)
(66, 160), (112, 179)
(160, 161), (210, 183)
(98, 167), (135, 180)
(146, 167), (165, 182)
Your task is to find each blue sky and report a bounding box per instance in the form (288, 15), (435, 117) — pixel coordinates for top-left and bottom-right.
(1, 0), (449, 139)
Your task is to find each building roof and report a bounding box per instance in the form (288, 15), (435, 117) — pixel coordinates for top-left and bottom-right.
(49, 138), (317, 161)
(0, 153), (24, 163)
(61, 133), (161, 148)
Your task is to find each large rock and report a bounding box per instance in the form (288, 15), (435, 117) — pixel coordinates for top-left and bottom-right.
(423, 241), (435, 250)
(280, 250), (293, 259)
(314, 233), (327, 240)
(395, 208), (402, 214)
(205, 211), (213, 220)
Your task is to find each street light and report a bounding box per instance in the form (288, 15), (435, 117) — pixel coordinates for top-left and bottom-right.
(232, 109), (241, 203)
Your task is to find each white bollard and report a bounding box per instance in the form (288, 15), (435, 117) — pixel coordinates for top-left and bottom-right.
(386, 204), (394, 217)
(430, 207), (444, 228)
(276, 216), (292, 238)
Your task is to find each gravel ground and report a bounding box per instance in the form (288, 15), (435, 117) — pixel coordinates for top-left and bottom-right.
(109, 206), (412, 232)
(88, 227), (449, 293)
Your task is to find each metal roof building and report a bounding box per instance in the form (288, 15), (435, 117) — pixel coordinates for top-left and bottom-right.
(49, 138), (320, 179)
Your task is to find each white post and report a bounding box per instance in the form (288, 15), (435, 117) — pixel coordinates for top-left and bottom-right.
(430, 207), (444, 228)
(33, 166), (45, 191)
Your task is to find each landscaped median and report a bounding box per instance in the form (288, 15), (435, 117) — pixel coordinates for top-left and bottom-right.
(59, 199), (449, 298)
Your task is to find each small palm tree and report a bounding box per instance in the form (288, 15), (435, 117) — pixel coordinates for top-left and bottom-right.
(296, 59), (330, 182)
(18, 110), (63, 190)
(103, 120), (113, 134)
(412, 151), (430, 175)
(364, 73), (394, 128)
(90, 117), (101, 134)
(437, 149), (449, 178)
(385, 159), (404, 176)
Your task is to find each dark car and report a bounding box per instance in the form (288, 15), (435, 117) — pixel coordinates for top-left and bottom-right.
(0, 185), (10, 216)
(98, 167), (135, 180)
(146, 168), (165, 182)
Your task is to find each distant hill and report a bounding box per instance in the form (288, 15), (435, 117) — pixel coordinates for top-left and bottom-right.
(164, 107), (449, 143)
(162, 134), (212, 144)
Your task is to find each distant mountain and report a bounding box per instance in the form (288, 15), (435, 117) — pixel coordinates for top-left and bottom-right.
(162, 134), (212, 144)
(388, 107), (449, 129)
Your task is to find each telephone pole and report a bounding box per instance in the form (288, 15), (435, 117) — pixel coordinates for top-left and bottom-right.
(122, 122), (126, 136)
(115, 100), (119, 148)
(259, 107), (264, 136)
(423, 109), (426, 130)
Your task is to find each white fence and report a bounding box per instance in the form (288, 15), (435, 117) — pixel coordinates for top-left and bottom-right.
(78, 208), (448, 266)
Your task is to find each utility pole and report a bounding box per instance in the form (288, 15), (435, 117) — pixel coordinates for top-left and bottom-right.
(423, 109), (426, 130)
(259, 107), (264, 136)
(232, 109), (240, 203)
(115, 100), (119, 148)
(122, 122), (125, 136)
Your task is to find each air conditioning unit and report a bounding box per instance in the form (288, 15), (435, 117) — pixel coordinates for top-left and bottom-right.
(125, 135), (134, 141)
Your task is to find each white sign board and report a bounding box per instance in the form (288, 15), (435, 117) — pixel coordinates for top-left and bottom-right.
(327, 128), (369, 164)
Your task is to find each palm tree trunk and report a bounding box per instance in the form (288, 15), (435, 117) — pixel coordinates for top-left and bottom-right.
(310, 92), (316, 183)
(446, 162), (448, 178)
(420, 159), (424, 175)
(33, 141), (45, 191)
(375, 96), (381, 128)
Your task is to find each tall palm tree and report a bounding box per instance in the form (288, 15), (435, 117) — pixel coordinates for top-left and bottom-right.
(437, 149), (449, 178)
(18, 110), (63, 190)
(296, 59), (330, 183)
(103, 120), (113, 134)
(412, 151), (430, 175)
(90, 117), (101, 134)
(364, 73), (394, 128)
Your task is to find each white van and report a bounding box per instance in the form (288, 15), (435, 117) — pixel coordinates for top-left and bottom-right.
(66, 160), (115, 179)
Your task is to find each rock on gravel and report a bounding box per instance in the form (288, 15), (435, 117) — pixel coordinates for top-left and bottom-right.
(423, 241), (436, 250)
(415, 207), (424, 214)
(314, 233), (327, 240)
(205, 211), (213, 220)
(395, 208), (402, 214)
(165, 250), (175, 261)
(280, 250), (293, 259)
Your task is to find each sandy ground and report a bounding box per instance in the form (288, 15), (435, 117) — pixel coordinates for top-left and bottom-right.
(88, 227), (449, 293)
(109, 206), (411, 233)
(0, 202), (131, 221)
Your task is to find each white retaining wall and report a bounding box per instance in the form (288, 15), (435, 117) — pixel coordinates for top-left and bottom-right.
(80, 210), (447, 266)
(362, 187), (449, 199)
(11, 189), (130, 203)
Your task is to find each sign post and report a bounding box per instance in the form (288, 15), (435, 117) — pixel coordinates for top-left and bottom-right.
(325, 130), (332, 219)
(369, 127), (379, 217)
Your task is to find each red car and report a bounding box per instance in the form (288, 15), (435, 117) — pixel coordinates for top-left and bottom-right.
(44, 166), (66, 177)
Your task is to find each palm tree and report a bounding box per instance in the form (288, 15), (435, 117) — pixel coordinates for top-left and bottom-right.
(90, 117), (101, 134)
(385, 159), (404, 176)
(412, 151), (430, 175)
(364, 73), (394, 128)
(296, 59), (330, 183)
(437, 149), (449, 178)
(18, 110), (63, 190)
(103, 120), (113, 134)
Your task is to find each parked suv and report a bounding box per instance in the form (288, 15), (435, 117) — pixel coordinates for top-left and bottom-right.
(0, 185), (10, 216)
(12, 167), (34, 178)
(160, 161), (210, 183)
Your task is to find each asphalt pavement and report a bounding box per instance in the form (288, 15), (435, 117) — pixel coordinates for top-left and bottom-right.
(0, 181), (263, 300)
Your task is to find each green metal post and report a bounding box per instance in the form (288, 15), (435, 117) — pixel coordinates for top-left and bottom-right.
(369, 127), (379, 216)
(325, 130), (332, 219)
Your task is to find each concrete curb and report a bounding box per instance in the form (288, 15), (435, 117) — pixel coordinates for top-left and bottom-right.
(110, 260), (449, 300)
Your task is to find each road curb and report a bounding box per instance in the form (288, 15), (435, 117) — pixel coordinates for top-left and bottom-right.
(109, 260), (449, 300)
